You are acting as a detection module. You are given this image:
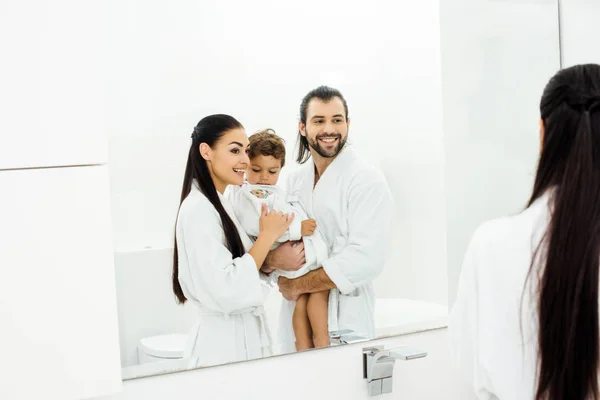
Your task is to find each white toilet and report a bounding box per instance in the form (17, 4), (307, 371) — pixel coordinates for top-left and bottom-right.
(137, 333), (188, 363)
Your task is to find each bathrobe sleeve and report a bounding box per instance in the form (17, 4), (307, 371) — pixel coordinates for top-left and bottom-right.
(321, 169), (394, 294)
(178, 197), (265, 313)
(448, 226), (486, 394)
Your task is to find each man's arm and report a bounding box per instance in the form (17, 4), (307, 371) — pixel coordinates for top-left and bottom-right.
(287, 170), (394, 299)
(280, 170), (393, 300)
(278, 268), (335, 301)
(261, 240), (306, 274)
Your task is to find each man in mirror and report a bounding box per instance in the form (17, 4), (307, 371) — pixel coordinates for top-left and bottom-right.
(262, 86), (394, 352)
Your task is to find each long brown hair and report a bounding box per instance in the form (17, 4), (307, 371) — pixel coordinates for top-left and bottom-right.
(172, 114), (246, 304)
(526, 64), (600, 400)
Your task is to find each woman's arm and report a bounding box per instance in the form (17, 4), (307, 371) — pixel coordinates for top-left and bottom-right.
(249, 203), (295, 270)
(249, 233), (278, 270)
(180, 199), (267, 313)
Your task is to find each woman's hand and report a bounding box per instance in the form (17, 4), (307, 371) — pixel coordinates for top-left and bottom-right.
(259, 204), (294, 243)
(249, 205), (295, 271)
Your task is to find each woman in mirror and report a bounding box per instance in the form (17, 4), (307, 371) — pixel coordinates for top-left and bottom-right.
(450, 64), (600, 400)
(171, 114), (294, 367)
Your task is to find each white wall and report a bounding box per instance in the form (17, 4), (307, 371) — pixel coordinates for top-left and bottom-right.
(441, 0), (561, 306)
(114, 249), (196, 366)
(94, 328), (475, 400)
(0, 0), (110, 169)
(560, 0), (600, 66)
(107, 0), (448, 305)
(0, 166), (122, 400)
(1, 1), (124, 399)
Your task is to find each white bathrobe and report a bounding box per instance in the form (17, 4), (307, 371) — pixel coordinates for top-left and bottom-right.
(176, 182), (273, 368)
(279, 145), (394, 352)
(226, 182), (329, 279)
(449, 191), (553, 399)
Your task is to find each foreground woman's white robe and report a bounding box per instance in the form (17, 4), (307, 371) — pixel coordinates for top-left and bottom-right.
(176, 182), (272, 367)
(449, 191), (553, 399)
(279, 145), (394, 352)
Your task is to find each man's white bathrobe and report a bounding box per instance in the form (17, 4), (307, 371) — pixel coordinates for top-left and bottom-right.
(176, 181), (273, 367)
(278, 145), (394, 352)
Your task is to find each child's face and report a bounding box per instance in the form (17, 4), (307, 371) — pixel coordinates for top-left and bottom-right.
(246, 155), (282, 186)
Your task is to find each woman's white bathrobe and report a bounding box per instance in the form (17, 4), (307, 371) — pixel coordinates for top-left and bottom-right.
(176, 182), (273, 368)
(449, 191), (555, 399)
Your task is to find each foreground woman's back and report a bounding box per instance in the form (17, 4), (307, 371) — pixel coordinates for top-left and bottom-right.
(450, 63), (600, 400)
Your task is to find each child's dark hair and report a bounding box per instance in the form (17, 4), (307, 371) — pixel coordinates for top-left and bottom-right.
(248, 129), (286, 167)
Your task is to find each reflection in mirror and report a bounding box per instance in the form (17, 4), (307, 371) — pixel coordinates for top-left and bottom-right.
(111, 1), (448, 380)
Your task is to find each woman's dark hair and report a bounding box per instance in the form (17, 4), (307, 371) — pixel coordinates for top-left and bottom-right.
(526, 64), (600, 400)
(172, 114), (246, 304)
(296, 85), (349, 164)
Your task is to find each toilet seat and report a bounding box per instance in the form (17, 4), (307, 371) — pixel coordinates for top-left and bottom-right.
(139, 333), (187, 359)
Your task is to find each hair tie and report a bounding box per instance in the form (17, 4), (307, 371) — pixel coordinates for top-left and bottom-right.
(561, 85), (600, 113)
(587, 96), (600, 113)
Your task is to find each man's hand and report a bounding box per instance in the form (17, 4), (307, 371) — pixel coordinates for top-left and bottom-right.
(278, 276), (300, 301)
(265, 240), (305, 271)
(260, 263), (276, 275)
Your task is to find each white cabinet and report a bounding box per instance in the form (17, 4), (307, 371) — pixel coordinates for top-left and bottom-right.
(0, 1), (111, 169)
(0, 165), (121, 400)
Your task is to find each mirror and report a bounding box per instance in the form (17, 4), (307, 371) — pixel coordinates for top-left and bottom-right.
(108, 0), (560, 380)
(110, 0), (447, 379)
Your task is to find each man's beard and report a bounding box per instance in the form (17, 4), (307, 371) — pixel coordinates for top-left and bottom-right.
(307, 133), (347, 158)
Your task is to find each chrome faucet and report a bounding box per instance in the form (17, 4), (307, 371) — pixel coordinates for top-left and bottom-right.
(329, 329), (367, 345)
(362, 345), (428, 396)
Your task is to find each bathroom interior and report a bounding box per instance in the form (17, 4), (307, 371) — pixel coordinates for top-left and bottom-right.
(2, 0), (597, 399)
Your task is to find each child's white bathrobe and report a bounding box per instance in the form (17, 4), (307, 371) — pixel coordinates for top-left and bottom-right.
(176, 182), (273, 368)
(226, 182), (329, 279)
(279, 145), (394, 352)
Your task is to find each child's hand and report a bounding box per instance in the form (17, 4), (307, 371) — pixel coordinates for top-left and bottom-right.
(301, 219), (317, 236)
